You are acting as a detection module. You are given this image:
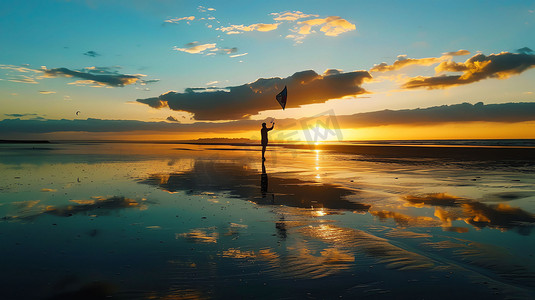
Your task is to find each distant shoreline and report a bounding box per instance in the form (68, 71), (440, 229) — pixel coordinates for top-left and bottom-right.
(2, 138), (535, 149)
(0, 140), (51, 144)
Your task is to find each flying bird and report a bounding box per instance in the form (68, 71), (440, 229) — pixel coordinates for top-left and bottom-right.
(276, 86), (287, 110)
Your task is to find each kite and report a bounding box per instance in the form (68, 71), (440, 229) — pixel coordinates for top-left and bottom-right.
(76, 111), (80, 115)
(275, 86), (287, 110)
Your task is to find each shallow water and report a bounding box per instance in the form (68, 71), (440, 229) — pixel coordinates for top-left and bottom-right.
(1, 142), (534, 299)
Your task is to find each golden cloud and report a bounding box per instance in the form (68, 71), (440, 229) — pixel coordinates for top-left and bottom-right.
(371, 56), (443, 72)
(218, 23), (279, 34)
(370, 50), (470, 73)
(173, 43), (217, 54)
(297, 16), (356, 37)
(403, 52), (535, 89)
(271, 11), (319, 21)
(164, 16), (195, 23)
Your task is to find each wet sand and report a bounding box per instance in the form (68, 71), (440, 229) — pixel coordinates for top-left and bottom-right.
(0, 142), (534, 299)
(280, 142), (535, 161)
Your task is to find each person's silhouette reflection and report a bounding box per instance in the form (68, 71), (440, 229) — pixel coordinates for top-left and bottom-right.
(261, 159), (268, 198)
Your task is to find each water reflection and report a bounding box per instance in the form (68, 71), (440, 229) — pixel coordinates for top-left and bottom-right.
(139, 160), (370, 211)
(138, 158), (535, 235)
(177, 227), (218, 244)
(8, 196), (150, 221)
(261, 159), (268, 199)
(2, 142), (535, 299)
(402, 193), (535, 235)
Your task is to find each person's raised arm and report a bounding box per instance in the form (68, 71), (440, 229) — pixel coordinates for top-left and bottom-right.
(268, 122), (275, 131)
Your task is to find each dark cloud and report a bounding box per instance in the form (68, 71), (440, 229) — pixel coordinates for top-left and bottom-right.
(139, 79), (160, 85)
(42, 67), (141, 87)
(83, 50), (101, 57)
(0, 117), (257, 134)
(516, 47), (533, 54)
(1, 102), (534, 134)
(136, 97), (167, 109)
(137, 69), (372, 120)
(337, 102), (535, 126)
(4, 113), (38, 117)
(83, 66), (121, 74)
(220, 47), (238, 54)
(404, 52), (535, 89)
(166, 116), (180, 122)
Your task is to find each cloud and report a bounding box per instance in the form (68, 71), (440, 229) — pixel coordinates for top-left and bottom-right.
(39, 90), (56, 94)
(337, 102), (535, 127)
(139, 79), (160, 85)
(3, 102), (533, 135)
(164, 16), (195, 24)
(296, 16), (356, 37)
(7, 75), (38, 84)
(4, 113), (38, 117)
(442, 49), (471, 56)
(187, 10), (353, 45)
(217, 47), (238, 54)
(403, 52), (535, 89)
(218, 23), (279, 34)
(197, 6), (215, 12)
(0, 64), (41, 73)
(371, 56), (443, 72)
(229, 53), (248, 58)
(0, 64), (40, 84)
(371, 50), (471, 73)
(516, 47), (534, 54)
(271, 11), (318, 21)
(1, 64), (151, 87)
(137, 69), (371, 120)
(42, 67), (141, 87)
(82, 66), (122, 74)
(166, 116), (180, 122)
(173, 42), (217, 54)
(83, 51), (101, 57)
(0, 117), (255, 134)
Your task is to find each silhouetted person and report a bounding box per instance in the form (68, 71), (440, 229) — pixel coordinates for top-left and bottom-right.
(261, 121), (274, 161)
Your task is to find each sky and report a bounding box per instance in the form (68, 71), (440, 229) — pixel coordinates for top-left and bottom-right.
(1, 0), (535, 141)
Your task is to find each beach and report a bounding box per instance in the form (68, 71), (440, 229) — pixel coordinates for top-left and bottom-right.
(1, 141), (534, 299)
